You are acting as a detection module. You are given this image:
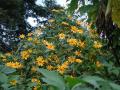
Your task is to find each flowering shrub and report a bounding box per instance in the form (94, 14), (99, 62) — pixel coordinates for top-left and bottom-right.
(0, 10), (119, 90)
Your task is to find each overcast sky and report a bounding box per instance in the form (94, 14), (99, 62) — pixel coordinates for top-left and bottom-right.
(27, 0), (67, 27)
(36, 0), (67, 7)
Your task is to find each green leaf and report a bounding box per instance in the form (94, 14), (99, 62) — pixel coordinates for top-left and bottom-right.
(65, 76), (83, 89)
(109, 82), (120, 90)
(82, 76), (104, 88)
(37, 68), (65, 90)
(1, 66), (16, 74)
(0, 72), (8, 83)
(72, 83), (93, 90)
(1, 83), (10, 90)
(9, 75), (20, 81)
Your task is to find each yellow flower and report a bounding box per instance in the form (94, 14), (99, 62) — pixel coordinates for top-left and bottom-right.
(93, 41), (102, 49)
(96, 61), (102, 68)
(75, 59), (82, 63)
(71, 26), (78, 33)
(19, 34), (25, 39)
(10, 80), (17, 86)
(58, 33), (65, 39)
(61, 22), (69, 26)
(74, 51), (81, 56)
(78, 40), (85, 48)
(48, 19), (55, 23)
(68, 56), (76, 63)
(46, 44), (55, 50)
(6, 62), (23, 69)
(57, 65), (66, 74)
(36, 56), (45, 66)
(31, 78), (40, 84)
(67, 38), (78, 46)
(57, 62), (69, 74)
(27, 37), (32, 41)
(20, 50), (30, 60)
(47, 65), (54, 70)
(62, 61), (69, 68)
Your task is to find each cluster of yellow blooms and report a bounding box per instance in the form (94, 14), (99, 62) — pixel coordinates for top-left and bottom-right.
(57, 61), (69, 74)
(57, 57), (82, 74)
(6, 62), (23, 69)
(67, 38), (85, 48)
(68, 56), (82, 63)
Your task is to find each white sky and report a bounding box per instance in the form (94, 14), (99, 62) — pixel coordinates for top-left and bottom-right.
(27, 17), (37, 27)
(28, 0), (67, 27)
(36, 0), (67, 7)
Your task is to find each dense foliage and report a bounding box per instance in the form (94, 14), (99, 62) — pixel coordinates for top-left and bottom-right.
(0, 9), (120, 90)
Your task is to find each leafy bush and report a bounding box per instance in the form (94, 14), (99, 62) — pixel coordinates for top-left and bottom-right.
(0, 9), (119, 90)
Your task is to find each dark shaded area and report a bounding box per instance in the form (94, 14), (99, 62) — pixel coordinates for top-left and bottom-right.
(0, 0), (62, 52)
(95, 0), (120, 66)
